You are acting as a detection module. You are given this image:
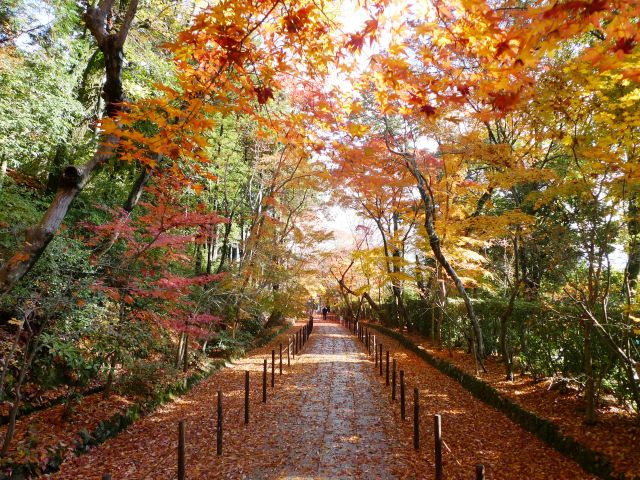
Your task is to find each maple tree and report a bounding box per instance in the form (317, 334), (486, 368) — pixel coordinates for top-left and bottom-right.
(1, 0), (640, 476)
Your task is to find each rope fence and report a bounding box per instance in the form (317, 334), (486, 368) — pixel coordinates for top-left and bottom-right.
(341, 317), (486, 479)
(101, 316), (315, 479)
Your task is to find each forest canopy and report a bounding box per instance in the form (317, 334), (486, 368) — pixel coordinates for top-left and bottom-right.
(0, 0), (639, 475)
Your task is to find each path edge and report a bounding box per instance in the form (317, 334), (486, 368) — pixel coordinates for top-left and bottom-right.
(2, 323), (295, 479)
(364, 322), (634, 480)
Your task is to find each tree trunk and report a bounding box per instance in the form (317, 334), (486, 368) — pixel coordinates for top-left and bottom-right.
(0, 1), (138, 295)
(175, 332), (186, 369)
(93, 167), (152, 259)
(583, 320), (597, 424)
(103, 352), (117, 398)
(46, 143), (68, 193)
(0, 155), (7, 191)
(403, 155), (485, 362)
(265, 308), (284, 328)
(182, 335), (189, 373)
(500, 236), (520, 380)
(625, 192), (640, 297)
(216, 220), (233, 274)
(499, 285), (518, 381)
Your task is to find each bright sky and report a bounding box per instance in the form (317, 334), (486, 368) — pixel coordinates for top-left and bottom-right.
(318, 1), (440, 253)
(12, 1), (54, 52)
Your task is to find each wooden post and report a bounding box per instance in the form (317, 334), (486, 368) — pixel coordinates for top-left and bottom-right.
(244, 371), (249, 424)
(373, 336), (376, 362)
(386, 351), (390, 386)
(475, 464), (485, 480)
(392, 359), (396, 400)
(375, 339), (378, 367)
(216, 390), (223, 456)
(379, 344), (383, 376)
(279, 343), (283, 375)
(413, 388), (419, 450)
(262, 359), (267, 402)
(400, 370), (405, 419)
(102, 475), (112, 480)
(271, 349), (275, 388)
(287, 339), (291, 366)
(178, 419), (185, 480)
(434, 414), (443, 480)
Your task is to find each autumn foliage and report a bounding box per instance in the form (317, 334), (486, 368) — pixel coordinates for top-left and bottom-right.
(1, 0), (640, 477)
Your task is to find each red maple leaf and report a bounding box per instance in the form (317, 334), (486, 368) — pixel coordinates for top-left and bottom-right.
(613, 37), (636, 55)
(254, 86), (274, 105)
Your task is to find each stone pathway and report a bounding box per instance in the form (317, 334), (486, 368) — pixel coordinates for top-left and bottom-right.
(52, 320), (593, 479)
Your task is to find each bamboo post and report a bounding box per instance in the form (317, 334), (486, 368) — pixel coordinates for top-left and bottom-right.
(178, 420), (186, 480)
(413, 389), (420, 450)
(400, 370), (405, 419)
(476, 464), (485, 480)
(216, 390), (223, 456)
(244, 371), (249, 424)
(392, 359), (396, 400)
(262, 359), (267, 402)
(435, 414), (443, 480)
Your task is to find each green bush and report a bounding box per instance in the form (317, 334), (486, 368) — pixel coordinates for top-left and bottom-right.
(116, 360), (177, 398)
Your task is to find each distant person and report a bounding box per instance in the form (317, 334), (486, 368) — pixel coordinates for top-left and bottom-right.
(322, 306), (328, 321)
(326, 305), (330, 313)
